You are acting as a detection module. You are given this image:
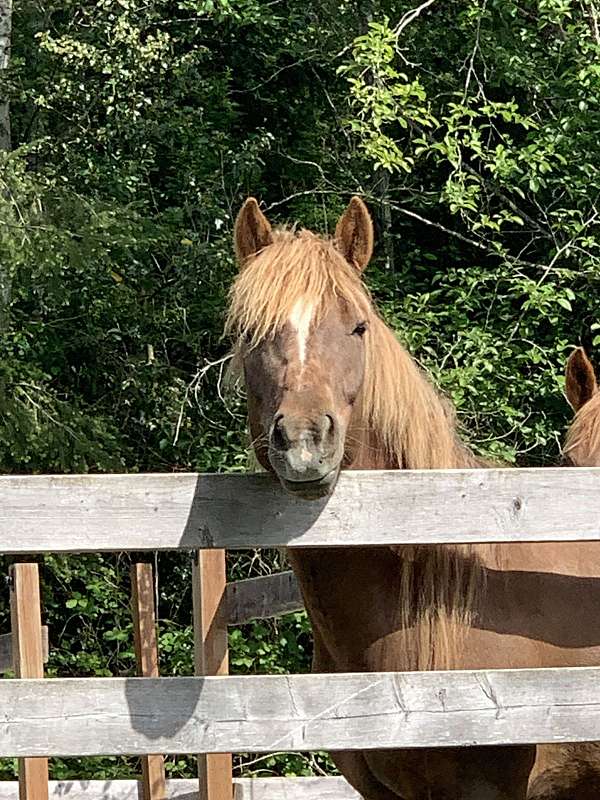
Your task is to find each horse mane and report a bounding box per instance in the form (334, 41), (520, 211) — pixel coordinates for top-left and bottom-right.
(226, 226), (487, 670)
(563, 392), (600, 464)
(357, 314), (483, 470)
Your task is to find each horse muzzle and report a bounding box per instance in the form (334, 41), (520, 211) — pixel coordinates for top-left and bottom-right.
(268, 412), (342, 499)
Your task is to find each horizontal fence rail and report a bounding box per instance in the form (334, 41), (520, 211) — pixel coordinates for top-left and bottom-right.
(4, 668), (600, 756)
(2, 468), (600, 553)
(0, 778), (360, 799)
(227, 571), (304, 625)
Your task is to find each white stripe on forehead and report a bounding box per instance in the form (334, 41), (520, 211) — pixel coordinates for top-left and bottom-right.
(289, 299), (314, 365)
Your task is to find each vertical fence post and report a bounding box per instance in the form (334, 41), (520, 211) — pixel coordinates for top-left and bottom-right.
(10, 562), (49, 800)
(192, 549), (232, 800)
(131, 562), (167, 800)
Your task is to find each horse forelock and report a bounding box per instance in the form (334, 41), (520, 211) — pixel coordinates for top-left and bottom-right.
(225, 228), (371, 346)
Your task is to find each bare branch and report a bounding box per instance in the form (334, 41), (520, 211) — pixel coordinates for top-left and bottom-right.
(388, 202), (488, 252)
(461, 0), (487, 101)
(173, 354), (235, 446)
(393, 0), (437, 37)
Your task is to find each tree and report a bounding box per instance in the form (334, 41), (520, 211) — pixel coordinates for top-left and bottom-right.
(0, 0), (9, 151)
(0, 0), (11, 331)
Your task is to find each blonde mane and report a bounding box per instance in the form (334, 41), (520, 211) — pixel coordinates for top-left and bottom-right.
(563, 392), (600, 464)
(226, 228), (479, 472)
(226, 227), (486, 670)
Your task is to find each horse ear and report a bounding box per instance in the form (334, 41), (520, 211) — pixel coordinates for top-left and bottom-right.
(566, 347), (598, 411)
(234, 198), (273, 267)
(335, 196), (374, 273)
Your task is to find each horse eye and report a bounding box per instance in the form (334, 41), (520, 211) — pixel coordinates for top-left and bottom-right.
(352, 322), (368, 337)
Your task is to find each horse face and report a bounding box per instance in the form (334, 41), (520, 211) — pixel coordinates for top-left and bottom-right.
(242, 300), (367, 498)
(233, 197), (373, 499)
(564, 347), (600, 466)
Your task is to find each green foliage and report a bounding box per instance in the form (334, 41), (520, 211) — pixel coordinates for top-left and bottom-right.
(339, 18), (437, 172)
(229, 614), (311, 674)
(339, 0), (600, 463)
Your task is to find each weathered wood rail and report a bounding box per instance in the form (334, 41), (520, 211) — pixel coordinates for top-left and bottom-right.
(227, 570), (303, 624)
(3, 668), (600, 756)
(0, 778), (360, 799)
(2, 468), (600, 552)
(2, 468), (600, 800)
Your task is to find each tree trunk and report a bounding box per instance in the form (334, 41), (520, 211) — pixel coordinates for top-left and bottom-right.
(375, 167), (395, 271)
(0, 0), (11, 152)
(0, 0), (12, 332)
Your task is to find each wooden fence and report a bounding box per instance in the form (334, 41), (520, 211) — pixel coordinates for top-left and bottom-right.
(1, 468), (600, 799)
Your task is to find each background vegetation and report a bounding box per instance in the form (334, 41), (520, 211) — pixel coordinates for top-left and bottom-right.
(1, 0), (599, 781)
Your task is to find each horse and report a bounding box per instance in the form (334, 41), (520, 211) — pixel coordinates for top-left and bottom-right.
(524, 348), (600, 800)
(227, 196), (600, 799)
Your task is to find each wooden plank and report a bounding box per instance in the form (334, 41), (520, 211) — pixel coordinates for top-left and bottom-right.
(192, 550), (232, 800)
(234, 778), (360, 800)
(227, 571), (303, 625)
(0, 627), (49, 674)
(2, 468), (600, 553)
(5, 668), (600, 755)
(10, 563), (49, 800)
(0, 777), (360, 799)
(131, 563), (167, 800)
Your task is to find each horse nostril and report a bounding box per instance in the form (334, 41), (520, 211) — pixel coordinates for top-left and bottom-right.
(271, 414), (288, 451)
(322, 413), (335, 437)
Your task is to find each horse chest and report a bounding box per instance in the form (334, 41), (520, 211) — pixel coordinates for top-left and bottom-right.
(287, 547), (422, 672)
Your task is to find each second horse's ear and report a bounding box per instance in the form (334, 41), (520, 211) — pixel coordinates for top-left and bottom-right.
(566, 347), (598, 411)
(234, 198), (273, 267)
(335, 196), (374, 273)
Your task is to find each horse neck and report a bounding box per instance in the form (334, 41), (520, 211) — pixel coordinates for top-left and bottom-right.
(292, 336), (491, 672)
